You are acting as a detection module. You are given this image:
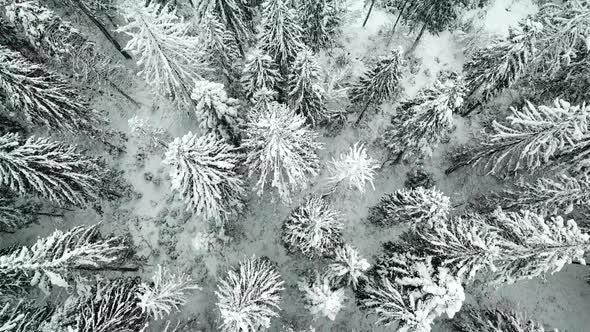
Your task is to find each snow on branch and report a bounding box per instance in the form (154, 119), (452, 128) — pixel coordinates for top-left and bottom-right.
(327, 142), (379, 194)
(241, 49), (282, 100)
(327, 244), (370, 289)
(298, 274), (346, 321)
(191, 80), (240, 140)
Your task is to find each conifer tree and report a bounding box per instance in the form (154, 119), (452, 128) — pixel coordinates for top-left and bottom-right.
(191, 80), (241, 140)
(0, 46), (104, 133)
(327, 143), (380, 194)
(202, 14), (242, 82)
(162, 132), (245, 223)
(241, 49), (282, 100)
(0, 301), (54, 332)
(327, 244), (370, 289)
(0, 133), (103, 207)
(454, 305), (557, 332)
(194, 0), (253, 51)
(297, 0), (341, 51)
(383, 72), (466, 162)
(298, 274), (346, 321)
(288, 50), (328, 125)
(118, 2), (208, 107)
(258, 0), (306, 70)
(0, 195), (39, 232)
(243, 101), (322, 203)
(349, 50), (403, 125)
(446, 99), (590, 176)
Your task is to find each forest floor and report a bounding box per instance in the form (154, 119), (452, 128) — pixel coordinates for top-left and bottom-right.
(4, 0), (590, 331)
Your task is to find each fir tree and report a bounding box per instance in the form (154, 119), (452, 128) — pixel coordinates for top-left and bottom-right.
(349, 50), (403, 125)
(215, 257), (284, 332)
(0, 224), (129, 296)
(241, 50), (282, 100)
(258, 0), (306, 70)
(0, 46), (104, 133)
(358, 253), (465, 331)
(202, 14), (242, 82)
(454, 305), (557, 332)
(118, 2), (207, 107)
(368, 187), (451, 227)
(190, 80), (241, 140)
(281, 196), (344, 258)
(194, 0), (253, 51)
(243, 101), (322, 202)
(446, 99), (590, 176)
(327, 244), (370, 289)
(162, 132), (245, 223)
(298, 274), (346, 321)
(297, 0), (341, 51)
(327, 142), (380, 194)
(288, 50), (328, 125)
(0, 133), (103, 207)
(383, 72), (466, 162)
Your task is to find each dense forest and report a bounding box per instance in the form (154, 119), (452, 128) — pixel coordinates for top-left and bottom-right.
(1, 0), (590, 331)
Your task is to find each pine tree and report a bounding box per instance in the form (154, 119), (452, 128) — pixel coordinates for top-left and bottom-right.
(358, 253), (465, 331)
(327, 142), (380, 194)
(241, 49), (282, 100)
(0, 224), (129, 296)
(194, 0), (253, 51)
(349, 50), (403, 125)
(118, 2), (207, 107)
(0, 133), (103, 207)
(202, 14), (242, 82)
(288, 50), (328, 125)
(298, 274), (346, 321)
(383, 72), (466, 162)
(162, 132), (245, 223)
(215, 257), (284, 332)
(446, 99), (590, 176)
(281, 196), (344, 258)
(258, 0), (306, 70)
(0, 46), (104, 133)
(297, 0), (341, 51)
(368, 187), (451, 227)
(454, 305), (557, 332)
(190, 80), (241, 140)
(327, 244), (370, 289)
(243, 101), (322, 203)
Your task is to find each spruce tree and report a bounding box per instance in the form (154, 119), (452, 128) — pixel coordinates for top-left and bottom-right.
(0, 133), (103, 207)
(349, 50), (403, 125)
(0, 195), (40, 232)
(190, 80), (241, 140)
(241, 49), (282, 100)
(202, 14), (242, 83)
(454, 305), (557, 332)
(288, 50), (328, 125)
(297, 0), (341, 51)
(194, 0), (253, 52)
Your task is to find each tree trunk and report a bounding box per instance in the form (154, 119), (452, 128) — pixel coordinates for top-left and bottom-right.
(362, 0), (376, 28)
(354, 101), (372, 127)
(387, 0), (409, 46)
(71, 0), (132, 60)
(406, 22), (428, 55)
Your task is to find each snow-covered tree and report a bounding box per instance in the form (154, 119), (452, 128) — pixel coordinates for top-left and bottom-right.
(243, 101), (322, 202)
(0, 196), (39, 232)
(137, 265), (201, 320)
(454, 305), (557, 332)
(241, 49), (282, 100)
(193, 0), (253, 50)
(281, 196), (344, 258)
(358, 253), (465, 331)
(327, 143), (380, 194)
(0, 46), (104, 133)
(202, 14), (242, 81)
(404, 167), (435, 190)
(258, 0), (306, 70)
(215, 257), (284, 332)
(349, 50), (403, 124)
(191, 80), (240, 140)
(368, 187), (451, 227)
(483, 174), (590, 217)
(297, 0), (341, 51)
(118, 2), (207, 107)
(0, 301), (53, 332)
(447, 99), (590, 176)
(162, 132), (244, 223)
(404, 208), (590, 284)
(383, 72), (466, 162)
(0, 224), (128, 296)
(0, 133), (103, 207)
(298, 274), (346, 321)
(327, 244), (370, 289)
(288, 50), (328, 126)
(128, 115), (171, 151)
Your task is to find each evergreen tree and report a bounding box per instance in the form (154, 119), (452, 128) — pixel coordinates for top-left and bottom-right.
(0, 224), (129, 296)
(258, 0), (306, 70)
(215, 257), (284, 332)
(0, 133), (103, 207)
(190, 80), (241, 140)
(162, 132), (245, 223)
(0, 195), (39, 232)
(327, 244), (370, 289)
(327, 142), (380, 194)
(368, 187), (451, 227)
(298, 274), (346, 321)
(297, 0), (341, 51)
(243, 101), (323, 203)
(194, 0), (253, 51)
(383, 72), (466, 162)
(446, 99), (590, 176)
(118, 2), (208, 107)
(281, 196), (344, 258)
(0, 46), (104, 133)
(0, 301), (54, 332)
(241, 49), (282, 100)
(288, 50), (328, 125)
(454, 305), (557, 332)
(349, 50), (403, 125)
(202, 14), (242, 82)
